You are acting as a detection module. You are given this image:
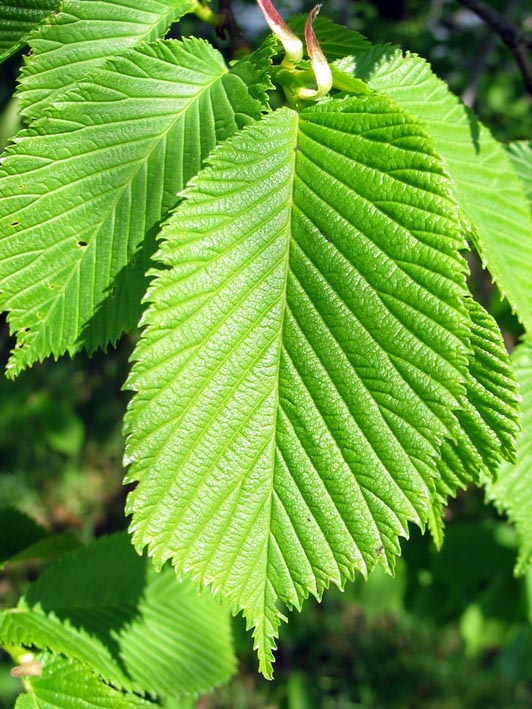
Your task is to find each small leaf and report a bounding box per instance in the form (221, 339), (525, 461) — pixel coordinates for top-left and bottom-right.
(16, 0), (194, 120)
(125, 98), (475, 676)
(0, 38), (267, 376)
(342, 46), (532, 330)
(0, 0), (59, 62)
(489, 338), (532, 575)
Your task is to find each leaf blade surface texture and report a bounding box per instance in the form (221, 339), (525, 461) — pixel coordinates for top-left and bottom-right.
(0, 0), (59, 62)
(0, 38), (266, 375)
(125, 98), (474, 677)
(343, 47), (532, 330)
(16, 0), (193, 119)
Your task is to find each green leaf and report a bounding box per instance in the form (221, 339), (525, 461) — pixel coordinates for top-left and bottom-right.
(0, 507), (79, 567)
(341, 46), (532, 331)
(0, 533), (236, 698)
(289, 15), (369, 62)
(16, 0), (194, 120)
(124, 99), (476, 677)
(489, 338), (532, 575)
(506, 141), (532, 203)
(438, 299), (520, 493)
(0, 38), (267, 377)
(428, 299), (520, 546)
(0, 0), (59, 62)
(13, 653), (153, 708)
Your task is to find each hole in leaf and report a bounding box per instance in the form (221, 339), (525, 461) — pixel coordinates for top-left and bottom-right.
(49, 284), (56, 290)
(10, 221), (20, 228)
(110, 286), (117, 297)
(77, 240), (88, 248)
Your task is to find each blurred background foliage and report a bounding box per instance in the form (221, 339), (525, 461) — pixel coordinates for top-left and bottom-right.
(1, 0), (531, 707)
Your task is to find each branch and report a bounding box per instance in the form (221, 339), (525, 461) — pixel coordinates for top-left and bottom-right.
(216, 0), (252, 59)
(456, 0), (532, 95)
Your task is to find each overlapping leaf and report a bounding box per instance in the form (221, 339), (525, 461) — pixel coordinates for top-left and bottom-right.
(489, 338), (532, 574)
(437, 299), (519, 494)
(0, 0), (59, 62)
(426, 299), (520, 546)
(124, 98), (481, 677)
(15, 0), (194, 120)
(338, 46), (532, 331)
(506, 141), (532, 202)
(1, 533), (236, 698)
(13, 653), (153, 708)
(0, 38), (268, 376)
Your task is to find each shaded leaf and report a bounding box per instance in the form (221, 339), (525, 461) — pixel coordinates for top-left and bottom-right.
(0, 38), (267, 376)
(0, 533), (236, 697)
(0, 507), (79, 567)
(489, 338), (532, 575)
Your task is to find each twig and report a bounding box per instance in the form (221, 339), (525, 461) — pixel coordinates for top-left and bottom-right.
(456, 0), (532, 95)
(216, 0), (252, 58)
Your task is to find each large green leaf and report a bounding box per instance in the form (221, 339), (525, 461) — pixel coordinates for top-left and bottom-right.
(15, 0), (194, 120)
(489, 339), (532, 575)
(0, 533), (236, 698)
(0, 0), (59, 62)
(124, 99), (481, 677)
(0, 38), (268, 377)
(339, 46), (532, 331)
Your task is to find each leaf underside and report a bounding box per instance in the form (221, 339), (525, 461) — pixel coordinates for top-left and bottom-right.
(124, 98), (484, 677)
(343, 46), (532, 331)
(0, 0), (59, 62)
(15, 0), (194, 120)
(489, 339), (532, 575)
(0, 38), (267, 376)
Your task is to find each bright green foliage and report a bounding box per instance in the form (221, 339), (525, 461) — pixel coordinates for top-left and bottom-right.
(342, 47), (532, 331)
(507, 141), (532, 201)
(0, 3), (527, 689)
(0, 0), (59, 62)
(124, 98), (518, 676)
(429, 299), (520, 546)
(490, 339), (532, 575)
(1, 533), (236, 700)
(13, 654), (153, 709)
(16, 0), (194, 120)
(0, 38), (268, 376)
